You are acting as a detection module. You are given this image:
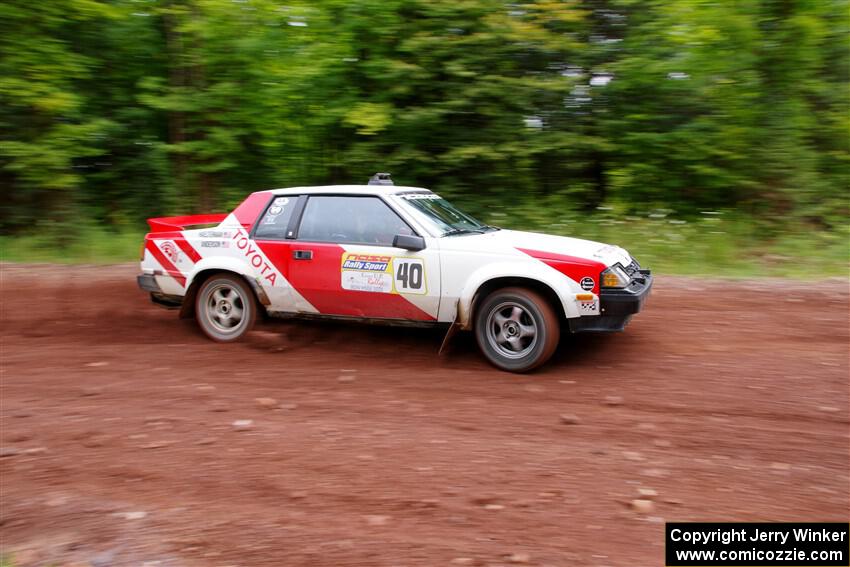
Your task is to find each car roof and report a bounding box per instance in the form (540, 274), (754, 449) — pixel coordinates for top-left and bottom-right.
(264, 185), (432, 196)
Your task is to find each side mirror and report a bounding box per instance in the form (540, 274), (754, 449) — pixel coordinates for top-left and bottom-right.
(393, 234), (426, 251)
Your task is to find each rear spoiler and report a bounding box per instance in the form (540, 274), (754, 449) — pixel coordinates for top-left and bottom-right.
(146, 214), (228, 233)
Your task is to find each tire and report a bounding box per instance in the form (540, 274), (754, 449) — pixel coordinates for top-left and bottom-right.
(474, 286), (560, 373)
(195, 274), (257, 342)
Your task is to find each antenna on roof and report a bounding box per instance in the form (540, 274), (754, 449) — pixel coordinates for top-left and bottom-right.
(368, 172), (393, 186)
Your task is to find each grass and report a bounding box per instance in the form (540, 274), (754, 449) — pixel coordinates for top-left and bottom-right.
(0, 225), (143, 265)
(1, 214), (847, 279)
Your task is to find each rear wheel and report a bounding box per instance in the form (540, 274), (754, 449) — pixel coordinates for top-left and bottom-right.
(195, 274), (257, 342)
(474, 287), (560, 373)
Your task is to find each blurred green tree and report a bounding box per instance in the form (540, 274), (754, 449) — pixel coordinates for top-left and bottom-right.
(0, 0), (115, 231)
(0, 0), (846, 235)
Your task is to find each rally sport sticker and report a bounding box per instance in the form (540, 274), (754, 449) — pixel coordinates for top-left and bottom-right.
(340, 253), (427, 295)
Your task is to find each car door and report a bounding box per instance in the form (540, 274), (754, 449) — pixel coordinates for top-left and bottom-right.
(287, 194), (441, 321)
(250, 194), (319, 314)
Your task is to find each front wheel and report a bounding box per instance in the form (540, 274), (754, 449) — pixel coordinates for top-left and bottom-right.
(474, 287), (560, 373)
(195, 274), (257, 342)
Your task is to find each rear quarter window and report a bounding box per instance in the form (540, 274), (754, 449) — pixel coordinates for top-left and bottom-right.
(254, 196), (297, 239)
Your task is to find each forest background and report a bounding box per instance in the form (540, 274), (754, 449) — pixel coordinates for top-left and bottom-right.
(1, 0), (847, 275)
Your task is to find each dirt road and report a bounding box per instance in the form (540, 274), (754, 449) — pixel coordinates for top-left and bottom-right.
(1, 264), (848, 566)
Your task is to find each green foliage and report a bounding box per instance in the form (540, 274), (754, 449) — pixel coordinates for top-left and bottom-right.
(0, 221), (142, 263)
(0, 0), (116, 227)
(0, 0), (847, 256)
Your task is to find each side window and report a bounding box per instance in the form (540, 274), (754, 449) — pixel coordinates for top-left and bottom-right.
(297, 196), (414, 246)
(254, 196), (297, 239)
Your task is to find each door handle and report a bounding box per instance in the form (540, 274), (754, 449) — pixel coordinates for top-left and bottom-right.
(293, 250), (313, 260)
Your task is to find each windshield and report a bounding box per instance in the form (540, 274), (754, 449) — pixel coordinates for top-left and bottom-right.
(399, 193), (492, 236)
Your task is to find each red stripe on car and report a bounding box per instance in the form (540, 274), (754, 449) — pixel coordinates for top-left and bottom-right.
(517, 248), (606, 294)
(232, 191), (272, 229)
(145, 240), (187, 286)
(174, 237), (202, 264)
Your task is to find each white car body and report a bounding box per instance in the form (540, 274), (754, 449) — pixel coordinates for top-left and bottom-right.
(139, 182), (652, 369)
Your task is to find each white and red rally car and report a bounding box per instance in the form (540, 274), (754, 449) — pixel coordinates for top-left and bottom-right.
(138, 173), (652, 372)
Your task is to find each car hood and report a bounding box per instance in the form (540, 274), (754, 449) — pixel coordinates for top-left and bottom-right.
(439, 229), (633, 267)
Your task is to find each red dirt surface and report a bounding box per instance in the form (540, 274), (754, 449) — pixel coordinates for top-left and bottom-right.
(1, 264), (848, 566)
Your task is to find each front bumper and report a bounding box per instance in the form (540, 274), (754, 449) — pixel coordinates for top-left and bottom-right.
(569, 269), (653, 332)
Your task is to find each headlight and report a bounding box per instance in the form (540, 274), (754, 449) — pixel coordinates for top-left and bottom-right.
(601, 264), (630, 288)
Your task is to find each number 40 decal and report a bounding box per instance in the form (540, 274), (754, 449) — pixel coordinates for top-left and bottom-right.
(394, 258), (427, 295)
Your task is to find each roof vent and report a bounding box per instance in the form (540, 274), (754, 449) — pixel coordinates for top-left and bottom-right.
(368, 172), (393, 186)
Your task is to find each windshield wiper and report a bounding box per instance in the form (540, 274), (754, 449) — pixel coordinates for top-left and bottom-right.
(441, 227), (486, 237)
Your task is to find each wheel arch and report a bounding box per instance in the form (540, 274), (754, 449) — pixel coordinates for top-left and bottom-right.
(179, 266), (270, 319)
(462, 275), (571, 331)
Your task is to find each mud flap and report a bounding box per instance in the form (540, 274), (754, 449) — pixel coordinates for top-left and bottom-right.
(438, 301), (462, 356)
